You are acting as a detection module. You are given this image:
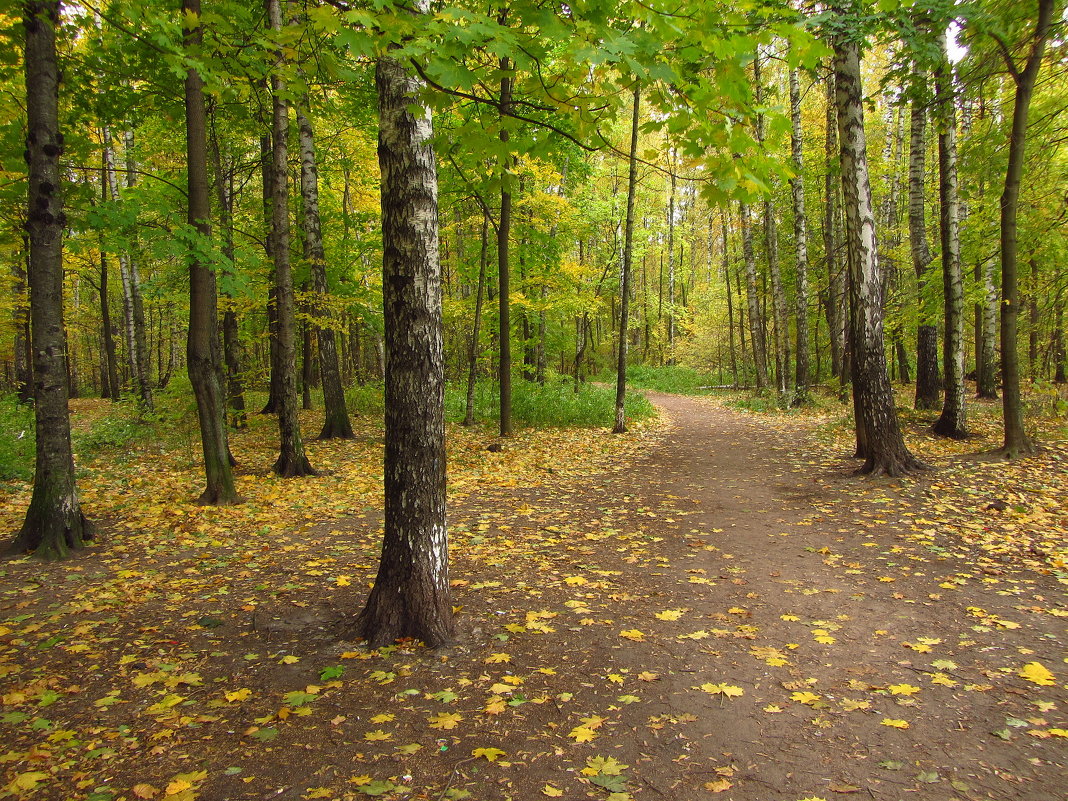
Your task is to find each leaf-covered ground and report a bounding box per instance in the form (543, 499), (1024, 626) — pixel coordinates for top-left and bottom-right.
(0, 392), (1065, 801)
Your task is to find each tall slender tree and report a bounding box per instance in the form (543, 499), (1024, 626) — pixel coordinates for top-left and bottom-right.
(267, 0), (316, 476)
(993, 0), (1055, 457)
(789, 64), (810, 403)
(183, 0), (240, 505)
(613, 83), (640, 434)
(9, 0), (92, 558)
(355, 1), (454, 646)
(932, 30), (967, 438)
(296, 100), (354, 440)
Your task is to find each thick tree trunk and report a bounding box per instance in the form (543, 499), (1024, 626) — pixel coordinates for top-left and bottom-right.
(354, 44), (454, 648)
(789, 65), (810, 403)
(997, 0), (1053, 457)
(614, 83), (640, 434)
(740, 201), (768, 389)
(908, 74), (941, 410)
(10, 0), (92, 558)
(834, 34), (924, 476)
(183, 0), (240, 506)
(267, 0), (315, 477)
(932, 33), (968, 439)
(463, 213), (489, 427)
(296, 101), (354, 439)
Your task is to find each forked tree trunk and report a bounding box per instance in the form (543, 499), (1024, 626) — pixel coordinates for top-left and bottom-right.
(354, 39), (454, 648)
(463, 212), (489, 427)
(267, 0), (315, 477)
(740, 201), (768, 389)
(789, 64), (810, 403)
(932, 32), (968, 439)
(613, 83), (640, 434)
(183, 0), (240, 506)
(297, 101), (354, 439)
(908, 69), (940, 411)
(834, 33), (925, 476)
(10, 0), (92, 559)
(997, 0), (1053, 457)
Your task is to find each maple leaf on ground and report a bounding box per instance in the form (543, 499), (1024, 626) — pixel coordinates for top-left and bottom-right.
(569, 726), (598, 742)
(699, 683), (744, 698)
(881, 718), (909, 729)
(428, 712), (463, 730)
(704, 778), (732, 792)
(472, 747), (506, 762)
(887, 684), (921, 696)
(790, 691), (821, 706)
(619, 629), (645, 641)
(542, 785), (564, 797)
(655, 609), (685, 621)
(1019, 662), (1056, 686)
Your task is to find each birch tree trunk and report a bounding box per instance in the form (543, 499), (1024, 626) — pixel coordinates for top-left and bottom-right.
(789, 65), (810, 403)
(666, 167), (676, 358)
(908, 70), (941, 410)
(932, 32), (968, 438)
(183, 0), (240, 506)
(297, 100), (354, 439)
(740, 201), (768, 389)
(834, 32), (925, 476)
(978, 254), (999, 398)
(123, 130), (153, 411)
(354, 34), (454, 648)
(10, 0), (92, 558)
(267, 0), (315, 476)
(721, 210), (739, 388)
(613, 83), (640, 434)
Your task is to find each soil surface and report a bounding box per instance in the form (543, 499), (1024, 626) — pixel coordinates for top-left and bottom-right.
(2, 393), (1066, 801)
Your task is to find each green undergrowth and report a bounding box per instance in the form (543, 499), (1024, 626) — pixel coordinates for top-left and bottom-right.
(602, 364), (719, 395)
(445, 376), (655, 428)
(0, 395), (34, 481)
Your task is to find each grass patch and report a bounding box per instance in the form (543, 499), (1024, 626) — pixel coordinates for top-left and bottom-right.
(446, 376), (655, 428)
(604, 364), (718, 395)
(0, 395), (35, 481)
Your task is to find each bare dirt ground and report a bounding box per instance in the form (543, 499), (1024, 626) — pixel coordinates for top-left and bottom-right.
(1, 393), (1065, 801)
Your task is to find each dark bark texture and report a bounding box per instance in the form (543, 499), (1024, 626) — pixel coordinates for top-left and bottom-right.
(10, 0), (91, 559)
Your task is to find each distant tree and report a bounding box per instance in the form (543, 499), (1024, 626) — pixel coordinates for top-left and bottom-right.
(9, 0), (92, 558)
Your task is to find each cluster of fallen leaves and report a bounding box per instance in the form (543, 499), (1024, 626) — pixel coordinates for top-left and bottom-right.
(0, 387), (1064, 801)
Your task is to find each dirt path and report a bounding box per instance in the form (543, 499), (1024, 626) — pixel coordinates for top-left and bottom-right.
(427, 393), (1067, 801)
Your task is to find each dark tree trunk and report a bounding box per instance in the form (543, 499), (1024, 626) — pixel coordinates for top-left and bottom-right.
(209, 121), (247, 428)
(1028, 258), (1039, 378)
(13, 244), (33, 402)
(354, 44), (454, 648)
(9, 0), (92, 559)
(614, 83), (640, 434)
(259, 134), (281, 415)
(301, 308), (313, 410)
(834, 31), (925, 476)
(296, 101), (354, 439)
(497, 50), (513, 438)
(267, 0), (315, 477)
(789, 63), (810, 403)
(98, 250), (120, 401)
(183, 0), (240, 506)
(997, 0), (1053, 457)
(932, 32), (968, 438)
(463, 212), (489, 427)
(908, 71), (941, 410)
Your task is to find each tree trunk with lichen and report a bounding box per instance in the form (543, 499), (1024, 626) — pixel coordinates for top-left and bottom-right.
(354, 40), (454, 648)
(9, 0), (92, 558)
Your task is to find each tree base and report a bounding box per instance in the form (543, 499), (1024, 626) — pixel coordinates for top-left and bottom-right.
(611, 423), (628, 434)
(272, 453), (318, 478)
(195, 489), (244, 506)
(858, 452), (929, 477)
(992, 439), (1039, 461)
(930, 417), (969, 440)
(353, 591), (455, 649)
(318, 419), (355, 440)
(7, 508), (92, 561)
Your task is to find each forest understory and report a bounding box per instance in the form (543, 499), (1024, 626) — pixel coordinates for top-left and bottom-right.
(0, 387), (1065, 801)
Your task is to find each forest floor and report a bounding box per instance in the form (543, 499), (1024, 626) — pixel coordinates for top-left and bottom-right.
(0, 390), (1066, 801)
